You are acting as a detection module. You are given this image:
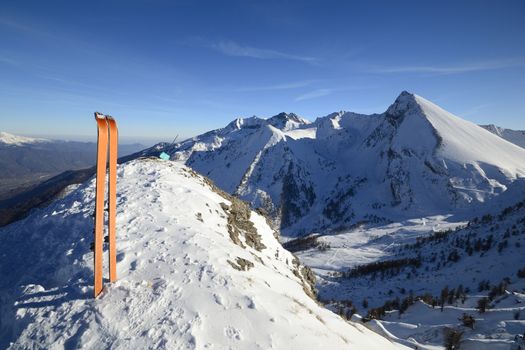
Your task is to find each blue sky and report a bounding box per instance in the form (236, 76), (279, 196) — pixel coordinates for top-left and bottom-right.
(1, 0), (524, 144)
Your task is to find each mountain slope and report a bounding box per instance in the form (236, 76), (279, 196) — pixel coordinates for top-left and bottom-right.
(0, 158), (406, 349)
(311, 196), (525, 348)
(481, 124), (525, 149)
(145, 92), (525, 236)
(0, 131), (48, 145)
(0, 131), (145, 200)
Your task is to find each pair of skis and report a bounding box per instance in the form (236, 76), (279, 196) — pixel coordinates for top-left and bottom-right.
(93, 112), (118, 298)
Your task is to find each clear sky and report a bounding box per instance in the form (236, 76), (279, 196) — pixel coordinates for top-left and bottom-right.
(1, 0), (524, 143)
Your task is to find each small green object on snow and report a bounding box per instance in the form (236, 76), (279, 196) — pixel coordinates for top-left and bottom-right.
(159, 152), (170, 160)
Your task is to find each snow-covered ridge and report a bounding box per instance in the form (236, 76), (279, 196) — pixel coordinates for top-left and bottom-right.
(0, 158), (406, 349)
(0, 131), (48, 145)
(412, 94), (525, 173)
(146, 91), (525, 236)
(481, 124), (525, 149)
(266, 112), (311, 131)
(224, 112), (310, 133)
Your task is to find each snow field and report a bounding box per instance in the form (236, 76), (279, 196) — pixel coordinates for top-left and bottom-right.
(0, 158), (407, 349)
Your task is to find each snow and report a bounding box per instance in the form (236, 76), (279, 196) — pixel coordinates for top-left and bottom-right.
(266, 112), (310, 131)
(413, 94), (525, 177)
(0, 131), (48, 145)
(283, 128), (317, 140)
(481, 124), (525, 150)
(147, 91), (525, 236)
(133, 92), (525, 348)
(295, 197), (525, 349)
(0, 158), (407, 349)
(380, 296), (525, 350)
(295, 216), (463, 272)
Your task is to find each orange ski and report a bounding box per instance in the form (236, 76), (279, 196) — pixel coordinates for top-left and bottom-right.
(94, 112), (108, 297)
(106, 116), (118, 282)
(93, 112), (119, 298)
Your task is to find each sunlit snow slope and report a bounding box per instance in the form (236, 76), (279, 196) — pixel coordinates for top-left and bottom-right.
(0, 131), (48, 145)
(481, 124), (525, 149)
(0, 158), (406, 349)
(146, 92), (525, 236)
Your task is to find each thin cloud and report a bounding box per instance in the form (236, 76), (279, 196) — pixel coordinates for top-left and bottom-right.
(295, 89), (332, 101)
(0, 16), (58, 41)
(365, 59), (525, 75)
(0, 55), (21, 67)
(293, 85), (375, 102)
(202, 39), (317, 63)
(230, 80), (316, 92)
(0, 17), (34, 33)
(460, 103), (492, 117)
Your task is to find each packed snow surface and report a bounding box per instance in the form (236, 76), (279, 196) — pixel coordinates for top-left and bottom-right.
(0, 158), (407, 349)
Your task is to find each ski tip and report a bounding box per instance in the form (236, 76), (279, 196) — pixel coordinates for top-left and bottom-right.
(94, 112), (117, 123)
(94, 112), (105, 119)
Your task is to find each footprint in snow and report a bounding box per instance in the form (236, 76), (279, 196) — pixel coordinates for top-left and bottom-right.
(213, 293), (225, 307)
(245, 296), (256, 309)
(224, 326), (242, 341)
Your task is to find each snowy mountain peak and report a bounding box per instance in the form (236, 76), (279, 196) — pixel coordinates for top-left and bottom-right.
(481, 124), (503, 136)
(222, 113), (309, 133)
(225, 116), (266, 131)
(315, 112), (344, 139)
(145, 91), (525, 235)
(385, 91), (421, 118)
(0, 131), (48, 145)
(266, 112), (310, 131)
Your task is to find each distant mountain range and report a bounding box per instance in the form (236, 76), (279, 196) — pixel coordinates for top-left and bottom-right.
(145, 91), (525, 236)
(4, 93), (524, 233)
(0, 132), (145, 200)
(2, 93), (524, 348)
